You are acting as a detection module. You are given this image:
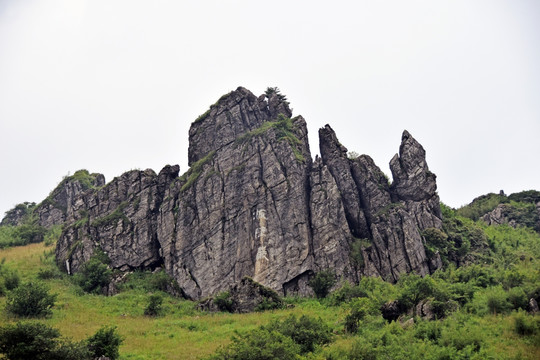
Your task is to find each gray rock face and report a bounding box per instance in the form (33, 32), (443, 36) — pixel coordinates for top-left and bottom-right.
(35, 170), (105, 229)
(157, 96), (314, 299)
(319, 125), (370, 239)
(318, 125), (442, 282)
(56, 166), (178, 275)
(49, 87), (444, 299)
(0, 202), (36, 227)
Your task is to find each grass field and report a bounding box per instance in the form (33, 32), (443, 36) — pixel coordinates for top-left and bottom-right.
(0, 243), (344, 359)
(1, 239), (539, 360)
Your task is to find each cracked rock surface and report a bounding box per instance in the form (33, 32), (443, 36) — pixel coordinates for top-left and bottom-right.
(26, 87), (445, 299)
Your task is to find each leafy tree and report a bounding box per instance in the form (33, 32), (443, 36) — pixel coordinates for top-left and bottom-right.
(308, 269), (336, 299)
(6, 281), (56, 317)
(397, 274), (437, 310)
(87, 326), (123, 360)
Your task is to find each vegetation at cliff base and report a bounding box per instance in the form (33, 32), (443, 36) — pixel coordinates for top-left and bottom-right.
(0, 209), (538, 359)
(0, 190), (539, 359)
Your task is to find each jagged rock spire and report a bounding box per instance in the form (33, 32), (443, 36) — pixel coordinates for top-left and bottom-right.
(33, 87), (445, 299)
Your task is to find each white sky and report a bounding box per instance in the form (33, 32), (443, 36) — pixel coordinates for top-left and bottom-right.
(1, 0), (539, 218)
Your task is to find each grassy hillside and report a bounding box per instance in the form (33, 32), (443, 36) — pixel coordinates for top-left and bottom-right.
(1, 205), (540, 359)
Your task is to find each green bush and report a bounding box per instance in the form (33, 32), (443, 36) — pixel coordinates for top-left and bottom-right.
(210, 314), (332, 359)
(0, 322), (62, 360)
(308, 269), (336, 299)
(397, 274), (437, 310)
(209, 328), (300, 360)
(87, 325), (123, 360)
(513, 309), (539, 336)
(43, 225), (62, 247)
(119, 268), (178, 293)
(74, 251), (112, 294)
(37, 267), (62, 280)
(349, 337), (379, 360)
(471, 286), (511, 315)
(440, 322), (484, 352)
(507, 287), (528, 310)
(331, 281), (368, 306)
(264, 314), (332, 353)
(144, 294), (163, 316)
(6, 281), (57, 317)
(344, 298), (377, 333)
(213, 291), (234, 312)
(414, 319), (442, 341)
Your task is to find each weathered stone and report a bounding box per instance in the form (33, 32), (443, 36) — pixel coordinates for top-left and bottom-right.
(401, 317), (415, 329)
(158, 95), (313, 299)
(48, 87), (445, 300)
(56, 167), (178, 275)
(529, 298), (539, 313)
(415, 299), (436, 320)
(0, 202), (36, 226)
(390, 130), (437, 202)
(381, 300), (401, 321)
(309, 156), (357, 285)
(35, 170), (105, 229)
(319, 125), (370, 239)
(482, 204), (518, 228)
(199, 277), (283, 313)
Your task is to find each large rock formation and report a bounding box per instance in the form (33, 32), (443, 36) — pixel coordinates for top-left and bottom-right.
(2, 87), (444, 299)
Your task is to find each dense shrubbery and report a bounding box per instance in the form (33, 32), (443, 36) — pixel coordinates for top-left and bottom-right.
(213, 290), (234, 312)
(456, 190), (540, 232)
(144, 294), (164, 316)
(87, 325), (123, 360)
(0, 218), (47, 249)
(74, 250), (112, 294)
(209, 314), (332, 359)
(119, 268), (179, 293)
(5, 281), (56, 318)
(308, 269), (336, 298)
(0, 322), (122, 360)
(456, 193), (507, 220)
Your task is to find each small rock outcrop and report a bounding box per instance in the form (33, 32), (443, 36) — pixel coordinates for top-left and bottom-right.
(198, 277), (283, 313)
(1, 87), (445, 300)
(35, 170), (105, 229)
(0, 202), (36, 226)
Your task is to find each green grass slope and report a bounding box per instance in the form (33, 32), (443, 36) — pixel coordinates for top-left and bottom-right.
(0, 204), (539, 359)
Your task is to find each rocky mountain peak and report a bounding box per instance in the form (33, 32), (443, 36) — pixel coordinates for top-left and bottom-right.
(390, 130), (437, 202)
(2, 87), (446, 299)
(187, 86), (292, 166)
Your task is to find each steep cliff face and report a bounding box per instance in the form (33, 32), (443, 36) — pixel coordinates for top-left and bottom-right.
(318, 126), (442, 282)
(34, 86), (444, 299)
(35, 170), (105, 229)
(157, 88), (314, 299)
(55, 166), (178, 275)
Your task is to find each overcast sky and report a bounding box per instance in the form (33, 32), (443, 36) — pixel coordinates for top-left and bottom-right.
(1, 0), (539, 218)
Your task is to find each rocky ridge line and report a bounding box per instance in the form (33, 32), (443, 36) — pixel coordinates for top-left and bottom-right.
(3, 87), (444, 299)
